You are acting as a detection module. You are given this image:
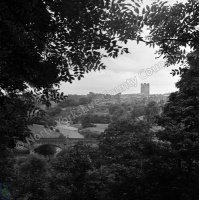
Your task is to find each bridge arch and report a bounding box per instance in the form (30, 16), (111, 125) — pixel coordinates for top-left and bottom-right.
(33, 138), (67, 150)
(17, 138), (99, 152)
(33, 143), (65, 150)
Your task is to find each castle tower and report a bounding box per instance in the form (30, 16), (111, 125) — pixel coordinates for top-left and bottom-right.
(141, 83), (150, 95)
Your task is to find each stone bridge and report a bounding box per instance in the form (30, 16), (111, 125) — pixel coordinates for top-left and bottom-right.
(26, 137), (98, 150)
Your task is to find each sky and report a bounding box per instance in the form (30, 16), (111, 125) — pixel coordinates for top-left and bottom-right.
(60, 0), (186, 95)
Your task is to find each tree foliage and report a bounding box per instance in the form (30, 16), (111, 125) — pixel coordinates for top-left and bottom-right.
(4, 0), (199, 199)
(34, 144), (56, 159)
(48, 145), (93, 200)
(155, 55), (199, 199)
(0, 0), (143, 150)
(99, 118), (151, 165)
(145, 101), (160, 125)
(140, 0), (199, 68)
(12, 154), (49, 200)
(0, 0), (142, 94)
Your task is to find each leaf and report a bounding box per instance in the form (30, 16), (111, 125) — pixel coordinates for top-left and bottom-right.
(134, 7), (139, 14)
(161, 1), (168, 7)
(135, 2), (140, 7)
(162, 6), (167, 12)
(142, 8), (145, 14)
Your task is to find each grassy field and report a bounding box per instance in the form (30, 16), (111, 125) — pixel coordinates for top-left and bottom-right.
(57, 126), (84, 138)
(29, 124), (84, 138)
(71, 123), (82, 129)
(29, 124), (60, 138)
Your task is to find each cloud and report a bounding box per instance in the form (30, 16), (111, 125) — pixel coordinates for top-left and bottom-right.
(102, 41), (164, 74)
(60, 55), (180, 95)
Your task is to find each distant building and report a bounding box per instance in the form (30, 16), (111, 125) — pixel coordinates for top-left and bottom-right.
(141, 83), (150, 95)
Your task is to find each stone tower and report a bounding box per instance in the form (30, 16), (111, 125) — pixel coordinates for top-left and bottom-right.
(141, 83), (150, 95)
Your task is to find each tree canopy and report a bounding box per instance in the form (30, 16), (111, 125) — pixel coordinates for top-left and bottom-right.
(3, 0), (199, 199)
(0, 0), (142, 95)
(0, 0), (142, 149)
(140, 0), (199, 68)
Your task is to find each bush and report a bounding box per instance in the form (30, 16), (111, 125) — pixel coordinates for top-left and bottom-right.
(82, 123), (96, 128)
(79, 129), (99, 138)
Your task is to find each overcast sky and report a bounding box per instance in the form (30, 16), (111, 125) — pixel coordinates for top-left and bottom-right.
(60, 0), (186, 95)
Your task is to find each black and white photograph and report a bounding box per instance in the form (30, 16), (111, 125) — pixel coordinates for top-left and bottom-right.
(0, 0), (198, 199)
